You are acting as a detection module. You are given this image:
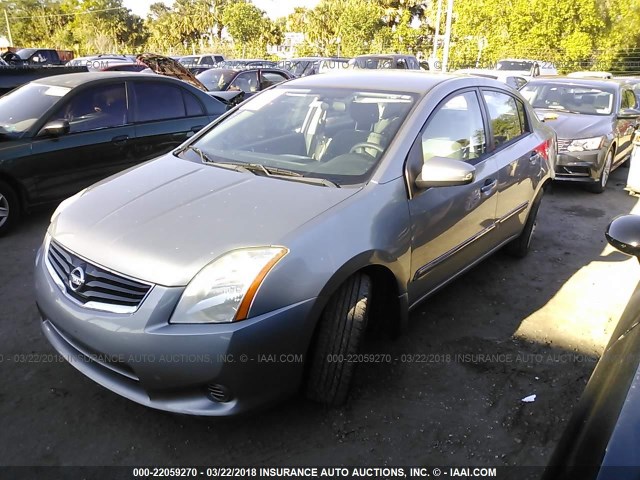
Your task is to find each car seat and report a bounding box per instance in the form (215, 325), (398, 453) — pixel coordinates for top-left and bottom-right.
(322, 102), (379, 159)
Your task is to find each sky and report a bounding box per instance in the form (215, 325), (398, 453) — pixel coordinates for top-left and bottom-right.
(123, 0), (321, 19)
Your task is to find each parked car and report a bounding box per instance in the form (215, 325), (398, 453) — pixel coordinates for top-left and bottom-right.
(66, 54), (135, 71)
(614, 76), (640, 104)
(520, 77), (640, 192)
(134, 54), (291, 107)
(0, 72), (226, 235)
(2, 48), (65, 66)
(455, 68), (528, 89)
(496, 58), (558, 77)
(567, 71), (613, 80)
(278, 57), (349, 77)
(348, 54), (421, 70)
(35, 71), (555, 416)
(219, 59), (277, 69)
(179, 54), (225, 68)
(196, 67), (293, 101)
(543, 214), (640, 480)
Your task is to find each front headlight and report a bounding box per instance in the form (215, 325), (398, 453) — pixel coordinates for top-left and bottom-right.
(170, 247), (288, 324)
(50, 188), (87, 223)
(567, 136), (605, 152)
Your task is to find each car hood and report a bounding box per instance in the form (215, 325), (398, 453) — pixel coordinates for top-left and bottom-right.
(136, 53), (209, 92)
(51, 154), (359, 286)
(534, 109), (612, 139)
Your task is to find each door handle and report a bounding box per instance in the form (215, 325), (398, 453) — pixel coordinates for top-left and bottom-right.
(111, 135), (129, 145)
(480, 179), (498, 197)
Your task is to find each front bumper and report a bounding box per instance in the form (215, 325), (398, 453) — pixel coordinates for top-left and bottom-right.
(34, 244), (316, 416)
(554, 149), (604, 183)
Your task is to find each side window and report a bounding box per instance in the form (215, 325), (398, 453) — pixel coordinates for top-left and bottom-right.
(622, 89), (637, 109)
(229, 72), (259, 92)
(420, 91), (487, 164)
(202, 56), (213, 64)
(51, 83), (127, 133)
(482, 90), (524, 148)
(133, 82), (186, 122)
(261, 72), (289, 89)
(182, 90), (205, 117)
(397, 59), (407, 69)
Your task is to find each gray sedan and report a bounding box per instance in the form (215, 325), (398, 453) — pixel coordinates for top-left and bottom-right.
(521, 77), (640, 192)
(35, 71), (555, 415)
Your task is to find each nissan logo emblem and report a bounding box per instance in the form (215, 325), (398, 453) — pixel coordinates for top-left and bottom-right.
(68, 267), (86, 292)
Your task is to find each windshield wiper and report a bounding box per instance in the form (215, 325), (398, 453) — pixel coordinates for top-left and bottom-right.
(180, 145), (254, 173)
(242, 163), (340, 188)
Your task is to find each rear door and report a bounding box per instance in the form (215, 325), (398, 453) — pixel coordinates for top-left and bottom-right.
(480, 89), (543, 240)
(130, 80), (210, 161)
(406, 89), (499, 303)
(28, 81), (136, 203)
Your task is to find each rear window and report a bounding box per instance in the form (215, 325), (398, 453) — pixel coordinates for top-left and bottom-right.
(133, 82), (186, 122)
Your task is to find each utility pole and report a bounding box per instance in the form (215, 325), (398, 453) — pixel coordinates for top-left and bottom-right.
(441, 0), (454, 72)
(4, 10), (13, 47)
(432, 0), (443, 61)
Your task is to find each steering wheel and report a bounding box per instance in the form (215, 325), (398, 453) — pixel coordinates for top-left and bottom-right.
(349, 142), (384, 156)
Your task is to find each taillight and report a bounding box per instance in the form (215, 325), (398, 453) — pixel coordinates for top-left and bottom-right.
(534, 138), (551, 161)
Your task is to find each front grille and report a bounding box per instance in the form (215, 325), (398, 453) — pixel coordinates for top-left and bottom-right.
(47, 240), (152, 313)
(557, 138), (572, 152)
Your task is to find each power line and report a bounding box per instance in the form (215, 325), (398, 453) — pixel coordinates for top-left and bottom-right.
(8, 6), (127, 20)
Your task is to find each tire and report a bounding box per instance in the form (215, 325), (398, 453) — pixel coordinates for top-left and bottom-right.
(506, 193), (542, 258)
(306, 273), (371, 406)
(587, 150), (613, 194)
(0, 180), (19, 237)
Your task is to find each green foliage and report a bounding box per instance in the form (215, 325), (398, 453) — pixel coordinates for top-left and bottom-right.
(1, 0), (639, 69)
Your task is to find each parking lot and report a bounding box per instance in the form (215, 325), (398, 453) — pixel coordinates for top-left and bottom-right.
(1, 167), (639, 469)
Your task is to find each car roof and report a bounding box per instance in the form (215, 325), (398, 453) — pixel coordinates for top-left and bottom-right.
(279, 70), (460, 94)
(32, 71), (179, 88)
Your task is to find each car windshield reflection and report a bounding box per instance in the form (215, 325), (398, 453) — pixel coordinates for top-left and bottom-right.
(184, 87), (416, 186)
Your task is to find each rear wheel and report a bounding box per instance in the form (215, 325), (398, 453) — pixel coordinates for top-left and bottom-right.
(506, 192), (543, 258)
(0, 180), (19, 236)
(587, 150), (613, 194)
(306, 273), (371, 406)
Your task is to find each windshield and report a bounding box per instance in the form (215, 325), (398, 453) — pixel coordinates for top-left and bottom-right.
(0, 83), (70, 138)
(196, 69), (237, 91)
(497, 60), (534, 71)
(521, 83), (615, 115)
(185, 87), (417, 186)
(179, 56), (199, 65)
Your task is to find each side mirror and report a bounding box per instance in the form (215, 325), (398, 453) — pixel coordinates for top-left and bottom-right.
(38, 120), (70, 138)
(415, 156), (475, 189)
(618, 108), (640, 119)
(606, 215), (640, 259)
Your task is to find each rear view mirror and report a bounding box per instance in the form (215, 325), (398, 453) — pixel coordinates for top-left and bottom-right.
(415, 156), (475, 189)
(606, 215), (640, 260)
(38, 120), (70, 138)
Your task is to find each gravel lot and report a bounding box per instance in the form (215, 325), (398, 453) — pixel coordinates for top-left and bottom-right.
(2, 168), (639, 471)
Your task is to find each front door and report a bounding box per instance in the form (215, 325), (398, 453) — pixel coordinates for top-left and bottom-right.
(407, 89), (499, 304)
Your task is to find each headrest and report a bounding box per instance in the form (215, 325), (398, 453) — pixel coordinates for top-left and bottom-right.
(350, 102), (379, 126)
(381, 102), (409, 119)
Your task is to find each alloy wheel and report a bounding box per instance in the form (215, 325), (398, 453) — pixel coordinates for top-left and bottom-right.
(0, 193), (8, 228)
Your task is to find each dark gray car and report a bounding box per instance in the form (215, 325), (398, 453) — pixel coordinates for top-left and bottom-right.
(35, 71), (555, 416)
(521, 77), (640, 192)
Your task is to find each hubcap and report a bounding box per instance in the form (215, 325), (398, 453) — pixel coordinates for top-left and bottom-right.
(0, 193), (8, 228)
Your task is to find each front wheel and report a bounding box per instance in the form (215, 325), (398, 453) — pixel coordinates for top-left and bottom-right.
(0, 180), (19, 236)
(587, 150), (613, 194)
(306, 273), (371, 406)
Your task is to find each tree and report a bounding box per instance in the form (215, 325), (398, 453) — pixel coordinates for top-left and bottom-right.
(222, 0), (266, 57)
